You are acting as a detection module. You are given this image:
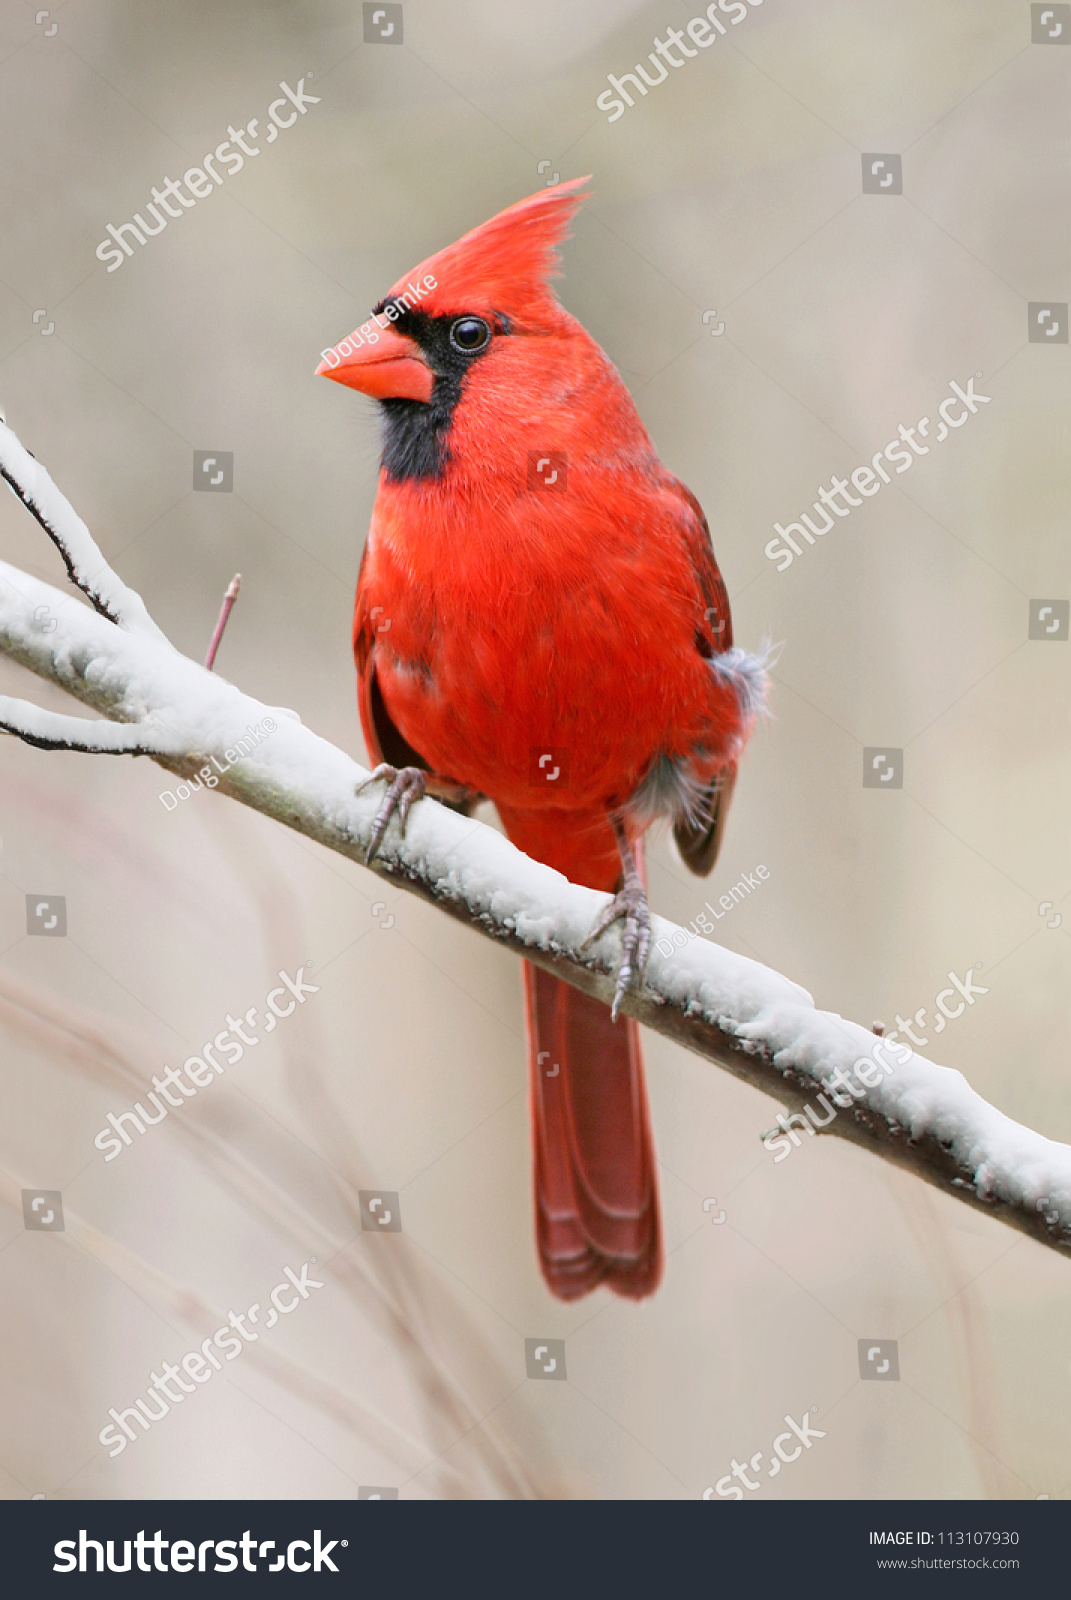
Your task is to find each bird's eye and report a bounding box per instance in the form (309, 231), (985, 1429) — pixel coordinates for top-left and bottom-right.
(450, 316), (491, 353)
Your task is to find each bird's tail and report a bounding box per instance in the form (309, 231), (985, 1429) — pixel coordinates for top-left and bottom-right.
(523, 962), (662, 1300)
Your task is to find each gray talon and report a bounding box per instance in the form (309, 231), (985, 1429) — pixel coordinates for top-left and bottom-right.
(579, 819), (651, 1022)
(356, 763), (427, 864)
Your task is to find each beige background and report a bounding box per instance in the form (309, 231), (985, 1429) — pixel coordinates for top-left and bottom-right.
(0, 0), (1068, 1499)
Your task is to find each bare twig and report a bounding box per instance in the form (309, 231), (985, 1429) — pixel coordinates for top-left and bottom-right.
(205, 572), (241, 671)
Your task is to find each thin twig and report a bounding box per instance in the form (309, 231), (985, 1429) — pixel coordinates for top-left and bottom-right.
(205, 573), (241, 671)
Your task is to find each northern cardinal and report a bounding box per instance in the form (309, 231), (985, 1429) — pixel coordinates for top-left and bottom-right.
(318, 179), (765, 1300)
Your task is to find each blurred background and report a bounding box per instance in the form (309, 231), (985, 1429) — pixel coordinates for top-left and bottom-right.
(0, 0), (1067, 1499)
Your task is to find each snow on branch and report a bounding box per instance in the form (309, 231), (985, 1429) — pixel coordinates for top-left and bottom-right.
(0, 422), (168, 641)
(1, 419), (1069, 1258)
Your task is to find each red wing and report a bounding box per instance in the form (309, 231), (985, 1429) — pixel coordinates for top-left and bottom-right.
(667, 477), (734, 653)
(352, 543), (385, 767)
(664, 477), (738, 876)
(353, 547), (482, 810)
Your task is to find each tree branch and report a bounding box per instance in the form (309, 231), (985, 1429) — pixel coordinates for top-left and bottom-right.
(0, 428), (168, 640)
(1, 418), (1069, 1258)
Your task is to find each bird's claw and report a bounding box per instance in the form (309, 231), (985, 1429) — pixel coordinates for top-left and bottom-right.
(356, 764), (427, 864)
(579, 877), (652, 1022)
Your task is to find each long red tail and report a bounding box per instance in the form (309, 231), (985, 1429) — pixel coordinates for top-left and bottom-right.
(524, 963), (662, 1300)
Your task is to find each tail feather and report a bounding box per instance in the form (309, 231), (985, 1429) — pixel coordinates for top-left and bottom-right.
(525, 963), (662, 1300)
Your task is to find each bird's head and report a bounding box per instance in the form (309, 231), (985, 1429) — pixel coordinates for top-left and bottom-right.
(316, 177), (600, 482)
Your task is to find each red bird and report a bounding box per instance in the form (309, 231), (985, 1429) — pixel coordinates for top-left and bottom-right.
(318, 179), (765, 1300)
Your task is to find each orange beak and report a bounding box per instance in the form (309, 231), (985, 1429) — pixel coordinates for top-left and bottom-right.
(315, 324), (433, 402)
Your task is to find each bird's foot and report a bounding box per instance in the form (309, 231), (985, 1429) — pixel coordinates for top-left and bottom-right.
(356, 764), (426, 864)
(580, 872), (651, 1023)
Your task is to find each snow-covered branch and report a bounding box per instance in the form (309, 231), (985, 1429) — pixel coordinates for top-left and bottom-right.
(1, 419), (1069, 1258)
(0, 426), (168, 641)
